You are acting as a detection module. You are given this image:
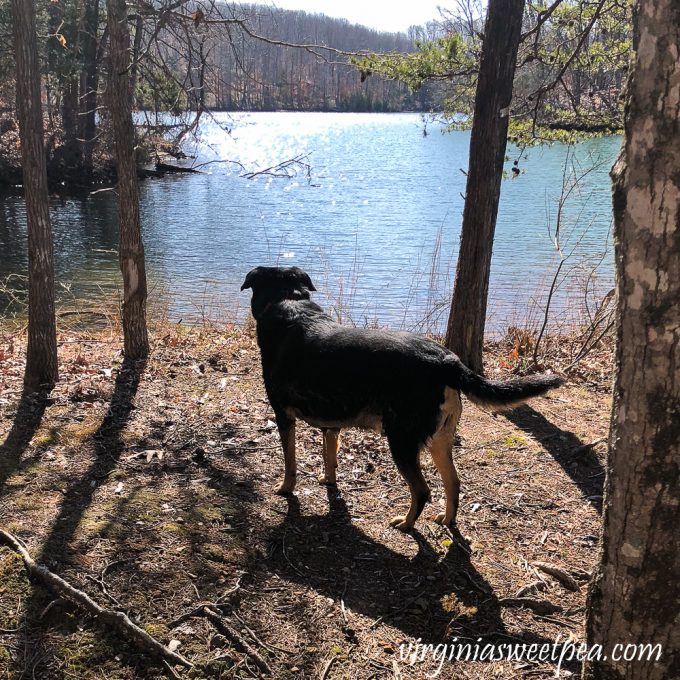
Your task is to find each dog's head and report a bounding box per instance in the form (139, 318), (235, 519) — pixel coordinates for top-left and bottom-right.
(241, 266), (316, 319)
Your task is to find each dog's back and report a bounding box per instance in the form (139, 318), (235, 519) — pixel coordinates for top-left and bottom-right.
(255, 294), (453, 436)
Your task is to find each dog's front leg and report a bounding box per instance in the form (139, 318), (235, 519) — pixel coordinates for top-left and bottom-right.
(319, 428), (340, 485)
(275, 415), (297, 495)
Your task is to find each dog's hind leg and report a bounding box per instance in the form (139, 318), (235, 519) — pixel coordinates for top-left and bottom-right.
(319, 428), (340, 485)
(385, 429), (430, 531)
(430, 389), (462, 527)
(430, 432), (460, 526)
(275, 415), (297, 495)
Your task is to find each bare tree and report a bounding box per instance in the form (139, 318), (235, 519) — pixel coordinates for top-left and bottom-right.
(583, 1), (680, 678)
(106, 0), (149, 359)
(11, 0), (58, 392)
(444, 0), (525, 372)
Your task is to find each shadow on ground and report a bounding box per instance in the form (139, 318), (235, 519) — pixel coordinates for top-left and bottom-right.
(504, 405), (605, 513)
(0, 391), (51, 494)
(6, 358), (265, 679)
(260, 486), (568, 669)
(10, 358), (153, 679)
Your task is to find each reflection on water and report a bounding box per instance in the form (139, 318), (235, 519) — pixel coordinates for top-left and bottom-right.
(0, 112), (619, 333)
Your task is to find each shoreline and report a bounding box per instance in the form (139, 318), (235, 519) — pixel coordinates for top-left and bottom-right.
(0, 317), (614, 389)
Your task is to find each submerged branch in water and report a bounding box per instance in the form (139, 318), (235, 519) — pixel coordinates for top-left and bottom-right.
(240, 154), (312, 180)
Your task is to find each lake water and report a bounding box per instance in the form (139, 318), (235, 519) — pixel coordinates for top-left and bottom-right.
(0, 112), (620, 334)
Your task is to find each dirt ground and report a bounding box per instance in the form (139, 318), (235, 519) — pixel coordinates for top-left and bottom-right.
(0, 322), (613, 679)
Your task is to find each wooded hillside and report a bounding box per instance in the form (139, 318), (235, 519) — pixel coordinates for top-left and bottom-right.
(177, 4), (431, 112)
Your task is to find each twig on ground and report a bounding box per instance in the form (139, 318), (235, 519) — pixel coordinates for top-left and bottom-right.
(200, 606), (273, 675)
(369, 588), (429, 630)
(321, 655), (336, 679)
(571, 437), (607, 455)
(231, 610), (288, 655)
(39, 598), (72, 619)
(499, 597), (562, 614)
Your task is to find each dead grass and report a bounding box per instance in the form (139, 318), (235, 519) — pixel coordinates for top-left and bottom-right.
(0, 321), (612, 679)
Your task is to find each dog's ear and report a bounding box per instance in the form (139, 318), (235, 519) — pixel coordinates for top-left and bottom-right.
(293, 268), (316, 292)
(241, 267), (262, 291)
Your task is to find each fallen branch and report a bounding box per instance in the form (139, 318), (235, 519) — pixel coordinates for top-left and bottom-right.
(0, 529), (193, 669)
(156, 161), (203, 174)
(241, 154), (311, 180)
(231, 610), (288, 656)
(499, 597), (563, 615)
(533, 561), (580, 592)
(200, 606), (272, 676)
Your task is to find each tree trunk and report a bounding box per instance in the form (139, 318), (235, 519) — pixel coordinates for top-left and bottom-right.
(106, 0), (149, 359)
(79, 0), (100, 181)
(11, 0), (59, 392)
(444, 0), (525, 373)
(583, 2), (680, 679)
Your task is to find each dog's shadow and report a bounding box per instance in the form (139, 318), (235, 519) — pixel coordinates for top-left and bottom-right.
(264, 487), (505, 644)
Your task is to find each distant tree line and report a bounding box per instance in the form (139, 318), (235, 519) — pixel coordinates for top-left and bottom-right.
(168, 4), (430, 112)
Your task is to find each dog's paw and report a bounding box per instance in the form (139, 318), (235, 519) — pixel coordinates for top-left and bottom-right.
(274, 481), (295, 495)
(317, 475), (337, 486)
(434, 512), (455, 527)
(389, 515), (414, 532)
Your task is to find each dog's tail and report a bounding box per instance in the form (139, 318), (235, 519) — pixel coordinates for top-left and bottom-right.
(444, 355), (564, 411)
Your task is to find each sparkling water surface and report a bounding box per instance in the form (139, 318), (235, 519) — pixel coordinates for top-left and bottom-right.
(0, 112), (619, 333)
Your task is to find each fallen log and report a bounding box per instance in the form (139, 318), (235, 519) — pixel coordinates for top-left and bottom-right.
(155, 162), (202, 174)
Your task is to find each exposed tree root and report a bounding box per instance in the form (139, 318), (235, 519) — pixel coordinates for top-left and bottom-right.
(0, 529), (193, 670)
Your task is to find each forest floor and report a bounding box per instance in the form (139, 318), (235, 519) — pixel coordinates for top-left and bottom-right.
(0, 321), (613, 680)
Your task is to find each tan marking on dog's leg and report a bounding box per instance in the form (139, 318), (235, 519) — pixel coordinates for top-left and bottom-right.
(319, 428), (340, 485)
(275, 420), (297, 495)
(431, 389), (462, 526)
(431, 438), (460, 526)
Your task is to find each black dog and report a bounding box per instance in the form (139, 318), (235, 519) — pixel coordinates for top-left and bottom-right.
(242, 266), (563, 530)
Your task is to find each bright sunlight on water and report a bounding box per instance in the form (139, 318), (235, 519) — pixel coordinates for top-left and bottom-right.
(0, 112), (619, 334)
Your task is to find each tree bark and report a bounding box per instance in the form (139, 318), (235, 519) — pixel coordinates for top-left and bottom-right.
(583, 2), (680, 679)
(106, 0), (149, 359)
(12, 0), (58, 392)
(444, 0), (525, 373)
